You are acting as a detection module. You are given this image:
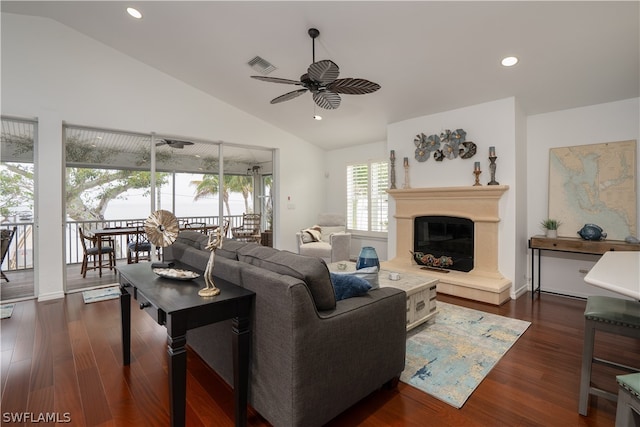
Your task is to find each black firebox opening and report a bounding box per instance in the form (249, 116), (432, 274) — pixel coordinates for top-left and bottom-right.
(413, 216), (474, 272)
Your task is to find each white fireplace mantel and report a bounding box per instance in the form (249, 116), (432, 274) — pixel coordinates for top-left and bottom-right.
(385, 185), (511, 305)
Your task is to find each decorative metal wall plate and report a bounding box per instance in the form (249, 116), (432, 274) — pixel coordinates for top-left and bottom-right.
(412, 128), (476, 163)
(459, 141), (477, 159)
(415, 147), (429, 162)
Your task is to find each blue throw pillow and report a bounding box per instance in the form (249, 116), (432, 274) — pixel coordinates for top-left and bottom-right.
(330, 272), (372, 301)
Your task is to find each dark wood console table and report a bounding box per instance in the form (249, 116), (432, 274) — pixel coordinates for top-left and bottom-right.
(117, 263), (255, 427)
(528, 235), (640, 300)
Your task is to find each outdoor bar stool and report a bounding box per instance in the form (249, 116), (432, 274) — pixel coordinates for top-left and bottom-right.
(578, 296), (640, 416)
(615, 373), (640, 427)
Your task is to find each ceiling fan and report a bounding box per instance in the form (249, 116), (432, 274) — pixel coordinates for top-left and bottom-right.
(156, 139), (194, 149)
(251, 28), (381, 110)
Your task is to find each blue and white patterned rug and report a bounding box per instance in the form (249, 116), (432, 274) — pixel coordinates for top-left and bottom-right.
(82, 285), (121, 304)
(401, 301), (531, 408)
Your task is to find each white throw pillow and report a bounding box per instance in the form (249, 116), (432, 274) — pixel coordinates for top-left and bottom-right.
(301, 226), (322, 243)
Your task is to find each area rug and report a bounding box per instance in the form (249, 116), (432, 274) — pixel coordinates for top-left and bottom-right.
(401, 302), (531, 409)
(0, 304), (15, 319)
(82, 285), (121, 304)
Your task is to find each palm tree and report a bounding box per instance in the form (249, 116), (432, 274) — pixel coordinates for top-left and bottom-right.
(226, 175), (253, 213)
(191, 174), (254, 216)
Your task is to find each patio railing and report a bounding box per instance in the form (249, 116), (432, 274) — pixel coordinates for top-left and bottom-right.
(1, 215), (246, 273)
(1, 222), (33, 271)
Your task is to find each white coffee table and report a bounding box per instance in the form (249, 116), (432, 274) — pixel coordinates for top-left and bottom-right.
(328, 262), (439, 330)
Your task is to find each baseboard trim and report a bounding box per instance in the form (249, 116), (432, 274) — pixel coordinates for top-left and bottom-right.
(37, 291), (65, 302)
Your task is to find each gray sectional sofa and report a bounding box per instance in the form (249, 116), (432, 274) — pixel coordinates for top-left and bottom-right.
(163, 231), (407, 427)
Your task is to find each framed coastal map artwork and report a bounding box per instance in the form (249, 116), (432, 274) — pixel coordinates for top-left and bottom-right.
(548, 140), (637, 241)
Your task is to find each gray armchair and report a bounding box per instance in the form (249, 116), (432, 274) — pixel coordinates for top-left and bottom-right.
(296, 213), (351, 263)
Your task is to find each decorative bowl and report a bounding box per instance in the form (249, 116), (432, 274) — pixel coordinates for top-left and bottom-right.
(153, 268), (200, 281)
(411, 251), (453, 268)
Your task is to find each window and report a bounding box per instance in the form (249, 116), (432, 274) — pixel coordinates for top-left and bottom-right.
(346, 161), (388, 232)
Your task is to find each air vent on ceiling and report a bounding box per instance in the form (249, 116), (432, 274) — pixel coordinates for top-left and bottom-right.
(248, 56), (277, 75)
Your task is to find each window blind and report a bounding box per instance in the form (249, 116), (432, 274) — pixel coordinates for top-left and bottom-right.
(346, 161), (388, 232)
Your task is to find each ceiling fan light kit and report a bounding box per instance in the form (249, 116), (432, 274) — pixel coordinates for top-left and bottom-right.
(251, 28), (381, 110)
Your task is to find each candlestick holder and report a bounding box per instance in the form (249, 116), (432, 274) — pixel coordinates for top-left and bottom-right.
(488, 156), (499, 185)
(473, 170), (482, 186)
(390, 156), (397, 189)
(402, 165), (410, 189)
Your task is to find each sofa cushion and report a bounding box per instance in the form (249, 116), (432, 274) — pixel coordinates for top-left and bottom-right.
(237, 244), (280, 266)
(216, 238), (250, 260)
(329, 272), (372, 300)
(298, 241), (331, 259)
(177, 230), (209, 250)
(253, 250), (336, 310)
(210, 255), (242, 285)
(175, 244), (210, 272)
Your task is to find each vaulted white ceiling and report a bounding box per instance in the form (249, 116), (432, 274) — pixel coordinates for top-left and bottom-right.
(2, 1), (638, 150)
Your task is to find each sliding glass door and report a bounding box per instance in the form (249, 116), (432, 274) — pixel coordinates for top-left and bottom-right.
(1, 116), (36, 300)
(62, 124), (275, 290)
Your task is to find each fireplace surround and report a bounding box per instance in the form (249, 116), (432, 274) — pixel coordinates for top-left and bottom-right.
(386, 185), (511, 305)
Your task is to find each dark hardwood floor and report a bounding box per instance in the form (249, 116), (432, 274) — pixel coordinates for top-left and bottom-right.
(1, 262), (130, 302)
(1, 290), (637, 426)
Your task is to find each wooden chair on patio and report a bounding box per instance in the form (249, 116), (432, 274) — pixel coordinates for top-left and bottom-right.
(221, 219), (231, 238)
(1, 227), (17, 282)
(126, 221), (153, 264)
(78, 227), (115, 278)
(184, 222), (209, 234)
(231, 213), (262, 243)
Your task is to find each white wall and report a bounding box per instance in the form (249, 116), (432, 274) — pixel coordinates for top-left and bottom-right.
(386, 98), (521, 296)
(324, 140), (388, 260)
(513, 100), (529, 297)
(1, 13), (325, 299)
(526, 98), (639, 298)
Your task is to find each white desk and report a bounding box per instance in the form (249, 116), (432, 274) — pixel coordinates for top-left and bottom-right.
(584, 251), (640, 300)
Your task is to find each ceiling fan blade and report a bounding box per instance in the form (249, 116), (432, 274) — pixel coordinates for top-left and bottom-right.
(327, 78), (381, 95)
(308, 60), (339, 84)
(156, 139), (194, 148)
(251, 76), (303, 85)
(270, 89), (308, 104)
(313, 91), (341, 109)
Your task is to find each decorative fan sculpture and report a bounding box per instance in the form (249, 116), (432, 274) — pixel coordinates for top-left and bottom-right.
(144, 209), (179, 248)
(251, 28), (381, 110)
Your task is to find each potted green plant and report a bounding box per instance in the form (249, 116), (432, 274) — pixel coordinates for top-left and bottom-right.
(540, 219), (562, 238)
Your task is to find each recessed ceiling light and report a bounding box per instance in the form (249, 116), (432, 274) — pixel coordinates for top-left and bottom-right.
(127, 7), (142, 19)
(501, 56), (518, 67)
(314, 115), (323, 121)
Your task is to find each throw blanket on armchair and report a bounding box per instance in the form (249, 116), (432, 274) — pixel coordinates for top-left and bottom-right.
(301, 226), (322, 243)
